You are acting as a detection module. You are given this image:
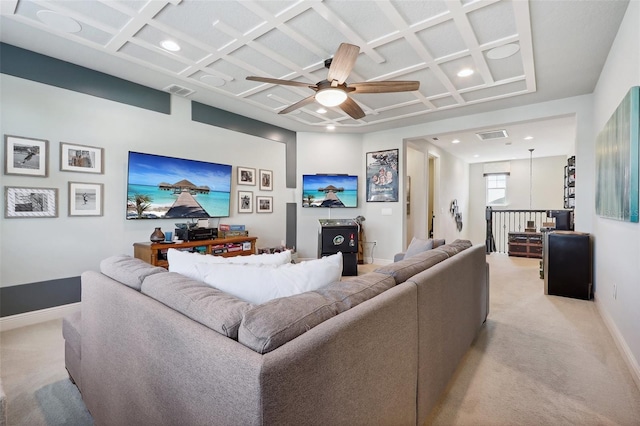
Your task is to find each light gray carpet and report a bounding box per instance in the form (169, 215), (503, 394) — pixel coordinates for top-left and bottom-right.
(1, 255), (639, 425)
(426, 254), (640, 425)
(0, 319), (92, 425)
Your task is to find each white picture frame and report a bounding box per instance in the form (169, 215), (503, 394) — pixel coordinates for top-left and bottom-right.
(69, 182), (104, 216)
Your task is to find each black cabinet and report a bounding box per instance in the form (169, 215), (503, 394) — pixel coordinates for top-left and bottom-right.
(544, 231), (592, 300)
(318, 219), (358, 276)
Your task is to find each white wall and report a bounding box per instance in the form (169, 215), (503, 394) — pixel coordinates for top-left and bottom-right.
(591, 0), (640, 382)
(295, 132), (366, 259)
(406, 144), (427, 244)
(0, 74), (286, 287)
(468, 156), (568, 245)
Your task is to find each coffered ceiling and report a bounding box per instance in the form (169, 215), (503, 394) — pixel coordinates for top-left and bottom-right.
(0, 0), (630, 161)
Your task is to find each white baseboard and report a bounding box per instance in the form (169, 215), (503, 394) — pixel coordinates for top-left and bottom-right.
(0, 302), (81, 332)
(595, 295), (640, 391)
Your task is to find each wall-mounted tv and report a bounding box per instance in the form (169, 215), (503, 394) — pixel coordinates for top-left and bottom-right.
(127, 151), (232, 219)
(302, 174), (358, 208)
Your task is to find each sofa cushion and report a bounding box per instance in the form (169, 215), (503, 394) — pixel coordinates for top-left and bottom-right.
(100, 255), (166, 290)
(404, 237), (434, 259)
(434, 239), (472, 257)
(433, 239), (446, 248)
(238, 272), (395, 354)
(193, 253), (343, 305)
(141, 272), (253, 339)
(167, 249), (292, 280)
(374, 249), (450, 284)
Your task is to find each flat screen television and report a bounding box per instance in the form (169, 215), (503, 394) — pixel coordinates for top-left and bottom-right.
(126, 151), (232, 219)
(302, 174), (358, 208)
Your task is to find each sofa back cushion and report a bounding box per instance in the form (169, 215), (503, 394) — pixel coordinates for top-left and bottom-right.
(100, 255), (166, 291)
(141, 272), (253, 339)
(374, 250), (450, 285)
(238, 272), (395, 354)
(434, 239), (472, 257)
(193, 253), (343, 305)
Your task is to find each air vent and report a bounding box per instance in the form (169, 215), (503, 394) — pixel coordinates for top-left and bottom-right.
(476, 129), (509, 141)
(163, 84), (195, 97)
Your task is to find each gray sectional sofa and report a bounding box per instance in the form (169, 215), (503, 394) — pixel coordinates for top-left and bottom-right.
(63, 240), (489, 425)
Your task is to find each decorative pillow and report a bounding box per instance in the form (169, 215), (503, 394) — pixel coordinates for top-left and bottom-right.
(404, 237), (434, 259)
(100, 255), (166, 291)
(194, 252), (343, 304)
(167, 248), (292, 281)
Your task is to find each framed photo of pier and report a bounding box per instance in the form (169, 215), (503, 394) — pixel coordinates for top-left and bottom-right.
(60, 142), (104, 174)
(257, 196), (273, 213)
(237, 167), (256, 186)
(238, 190), (253, 213)
(366, 148), (399, 202)
(259, 169), (273, 191)
(69, 182), (104, 216)
(4, 186), (58, 218)
(4, 135), (49, 177)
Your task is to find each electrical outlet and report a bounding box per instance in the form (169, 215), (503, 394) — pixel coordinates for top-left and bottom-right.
(372, 241), (377, 246)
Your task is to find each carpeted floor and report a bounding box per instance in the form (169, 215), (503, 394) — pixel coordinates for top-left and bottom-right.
(1, 254), (639, 425)
(426, 254), (640, 425)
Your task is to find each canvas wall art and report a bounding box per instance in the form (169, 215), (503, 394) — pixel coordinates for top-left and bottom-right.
(595, 86), (639, 223)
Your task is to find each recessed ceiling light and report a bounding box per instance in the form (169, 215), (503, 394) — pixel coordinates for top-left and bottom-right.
(487, 43), (520, 60)
(36, 10), (81, 33)
(457, 68), (474, 77)
(326, 125), (336, 130)
(200, 75), (225, 87)
(524, 136), (534, 140)
(473, 154), (480, 158)
(317, 108), (327, 114)
(160, 40), (181, 52)
(452, 139), (460, 144)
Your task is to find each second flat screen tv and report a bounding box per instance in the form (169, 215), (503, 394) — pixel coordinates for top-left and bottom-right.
(127, 151), (232, 219)
(302, 174), (358, 208)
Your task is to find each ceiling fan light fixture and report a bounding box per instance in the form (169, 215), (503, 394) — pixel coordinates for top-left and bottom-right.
(315, 88), (347, 107)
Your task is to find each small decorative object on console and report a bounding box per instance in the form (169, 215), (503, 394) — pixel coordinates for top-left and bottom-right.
(150, 227), (165, 242)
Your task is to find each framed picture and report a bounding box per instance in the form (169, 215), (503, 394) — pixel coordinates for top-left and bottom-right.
(366, 148), (399, 202)
(4, 186), (58, 218)
(60, 142), (104, 174)
(259, 169), (273, 191)
(237, 167), (256, 186)
(257, 196), (273, 213)
(238, 190), (253, 213)
(4, 135), (49, 177)
(69, 182), (104, 216)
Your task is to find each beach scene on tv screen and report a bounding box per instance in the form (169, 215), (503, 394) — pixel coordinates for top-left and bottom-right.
(127, 152), (231, 219)
(302, 175), (357, 208)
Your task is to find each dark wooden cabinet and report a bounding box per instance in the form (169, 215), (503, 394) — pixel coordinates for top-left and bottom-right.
(508, 232), (543, 259)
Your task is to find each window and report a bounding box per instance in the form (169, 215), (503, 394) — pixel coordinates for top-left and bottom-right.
(486, 174), (507, 205)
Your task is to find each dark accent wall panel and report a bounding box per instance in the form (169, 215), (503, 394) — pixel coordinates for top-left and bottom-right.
(0, 277), (81, 317)
(191, 101), (297, 188)
(0, 43), (170, 114)
(286, 202), (297, 250)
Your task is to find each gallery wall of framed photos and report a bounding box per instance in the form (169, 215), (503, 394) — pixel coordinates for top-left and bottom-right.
(4, 135), (105, 218)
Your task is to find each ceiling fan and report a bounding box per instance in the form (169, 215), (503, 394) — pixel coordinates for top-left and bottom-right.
(246, 43), (420, 120)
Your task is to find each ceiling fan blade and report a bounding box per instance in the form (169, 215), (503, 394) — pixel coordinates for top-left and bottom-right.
(350, 81), (420, 93)
(327, 43), (360, 85)
(279, 95), (317, 114)
(247, 76), (314, 88)
(339, 97), (365, 120)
